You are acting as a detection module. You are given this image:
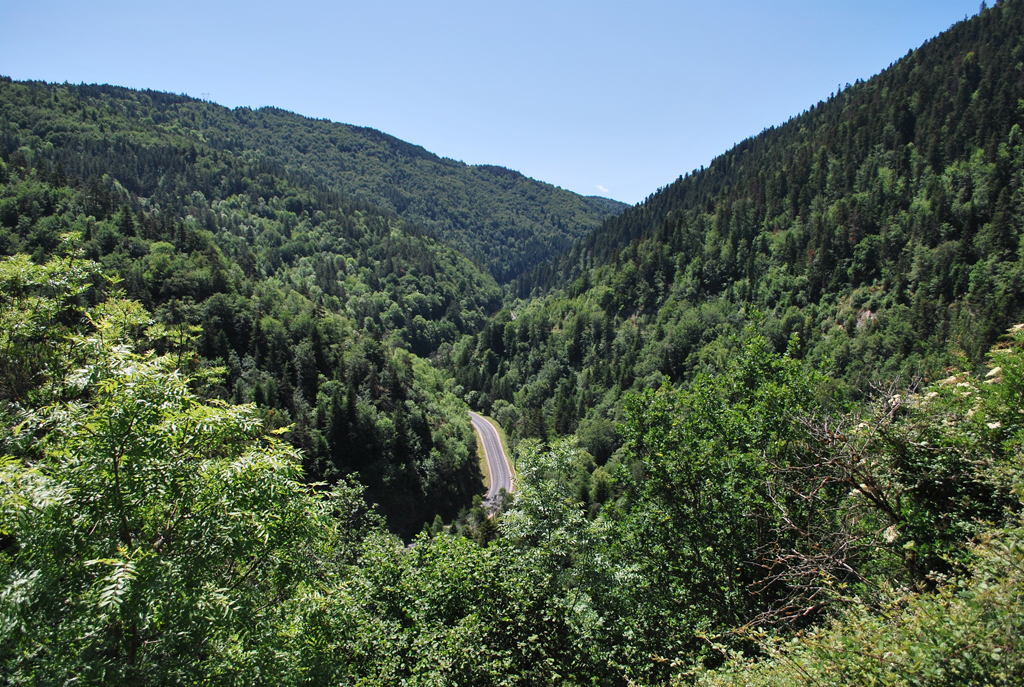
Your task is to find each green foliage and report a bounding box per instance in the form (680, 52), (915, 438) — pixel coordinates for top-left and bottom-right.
(0, 81), (500, 534)
(682, 321), (1024, 685)
(3, 259), (1024, 684)
(7, 5), (1024, 683)
(0, 250), (100, 404)
(589, 331), (827, 679)
(460, 0), (1024, 453)
(695, 524), (1024, 687)
(0, 265), (360, 684)
(0, 79), (624, 283)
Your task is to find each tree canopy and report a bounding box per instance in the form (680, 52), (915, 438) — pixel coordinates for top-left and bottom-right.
(4, 2), (1024, 683)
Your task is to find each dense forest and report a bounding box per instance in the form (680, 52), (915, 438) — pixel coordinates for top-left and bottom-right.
(459, 0), (1024, 471)
(2, 1), (1024, 684)
(0, 76), (516, 535)
(0, 80), (624, 283)
(2, 257), (1021, 683)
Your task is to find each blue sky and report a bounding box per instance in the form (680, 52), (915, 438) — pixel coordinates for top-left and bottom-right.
(1, 1), (982, 204)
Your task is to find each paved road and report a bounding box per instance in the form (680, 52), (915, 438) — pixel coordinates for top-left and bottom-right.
(470, 412), (513, 507)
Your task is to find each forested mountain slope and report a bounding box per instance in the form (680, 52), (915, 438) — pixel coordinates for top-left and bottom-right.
(460, 0), (1024, 462)
(4, 3), (1024, 684)
(0, 79), (625, 282)
(0, 77), (507, 535)
(4, 256), (1022, 683)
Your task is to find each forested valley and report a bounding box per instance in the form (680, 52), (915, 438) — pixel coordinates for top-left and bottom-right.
(2, 1), (1024, 684)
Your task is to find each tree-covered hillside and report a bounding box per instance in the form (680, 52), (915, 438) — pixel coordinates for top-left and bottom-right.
(459, 0), (1024, 462)
(0, 76), (510, 536)
(2, 256), (1021, 684)
(0, 78), (625, 283)
(5, 2), (1024, 684)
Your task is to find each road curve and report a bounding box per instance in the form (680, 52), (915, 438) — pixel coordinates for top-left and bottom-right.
(469, 412), (513, 507)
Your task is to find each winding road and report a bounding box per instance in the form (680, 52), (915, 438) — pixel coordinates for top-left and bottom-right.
(469, 412), (513, 507)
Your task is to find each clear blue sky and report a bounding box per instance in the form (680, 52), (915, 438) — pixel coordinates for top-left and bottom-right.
(1, 1), (982, 204)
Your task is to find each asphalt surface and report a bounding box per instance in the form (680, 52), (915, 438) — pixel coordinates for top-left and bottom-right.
(469, 412), (513, 507)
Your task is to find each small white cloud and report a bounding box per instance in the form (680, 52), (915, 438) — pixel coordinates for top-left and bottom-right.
(596, 184), (610, 194)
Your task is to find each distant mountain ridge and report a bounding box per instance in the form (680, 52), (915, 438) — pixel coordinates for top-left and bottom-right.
(10, 83), (625, 282)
